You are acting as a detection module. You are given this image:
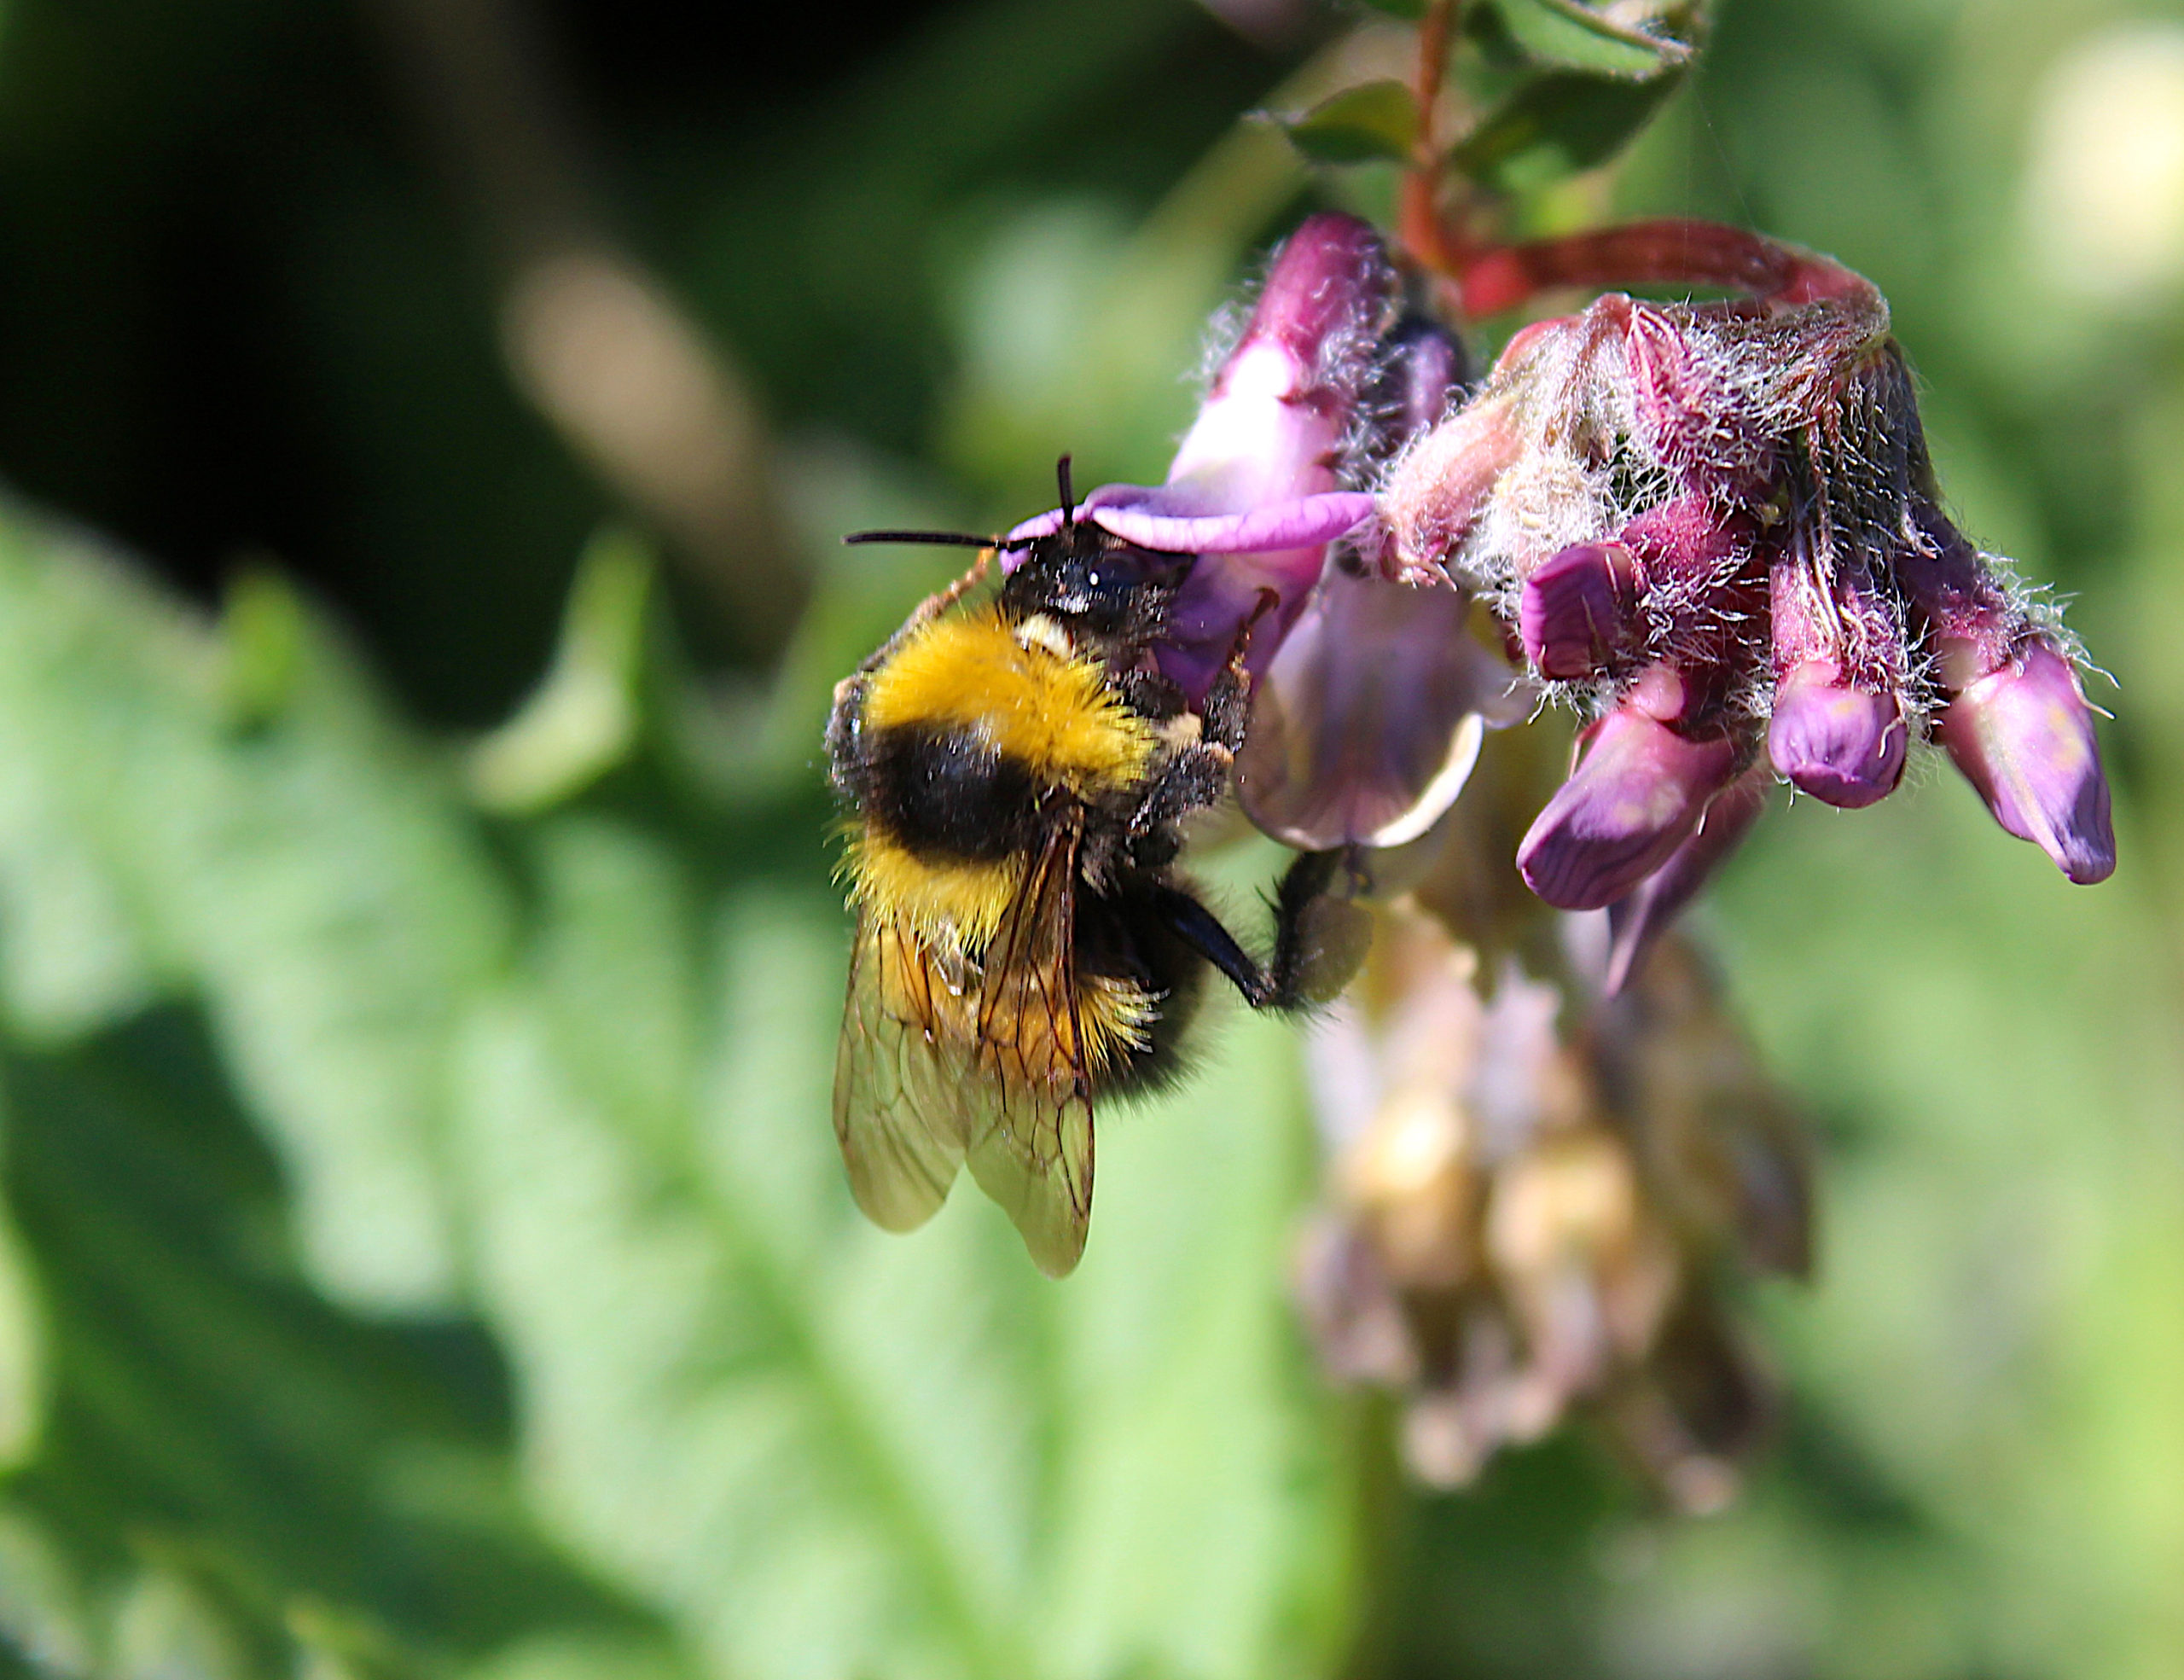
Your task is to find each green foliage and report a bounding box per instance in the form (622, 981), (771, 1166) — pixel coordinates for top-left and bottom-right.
(1447, 67), (1685, 191)
(1481, 0), (1695, 78)
(1274, 1), (1698, 189)
(1276, 82), (1419, 167)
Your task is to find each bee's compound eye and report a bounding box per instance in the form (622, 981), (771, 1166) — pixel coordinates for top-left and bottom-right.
(866, 724), (1041, 862)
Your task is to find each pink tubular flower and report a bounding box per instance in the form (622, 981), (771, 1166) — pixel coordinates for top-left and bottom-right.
(1381, 243), (2115, 966)
(1011, 213), (1521, 849)
(1517, 696), (1739, 912)
(1006, 212), (1391, 701)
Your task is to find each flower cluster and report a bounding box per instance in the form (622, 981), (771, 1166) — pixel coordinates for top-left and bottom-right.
(1381, 264), (2114, 974)
(1297, 891), (1807, 1503)
(999, 210), (2114, 1493)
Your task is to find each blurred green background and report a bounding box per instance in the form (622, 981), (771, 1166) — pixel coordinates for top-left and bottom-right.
(0, 0), (2175, 1677)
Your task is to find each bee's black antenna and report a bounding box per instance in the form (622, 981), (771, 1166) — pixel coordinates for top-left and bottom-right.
(842, 529), (999, 549)
(1056, 455), (1075, 528)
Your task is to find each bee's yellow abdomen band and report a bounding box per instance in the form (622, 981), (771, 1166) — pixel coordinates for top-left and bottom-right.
(845, 830), (1022, 951)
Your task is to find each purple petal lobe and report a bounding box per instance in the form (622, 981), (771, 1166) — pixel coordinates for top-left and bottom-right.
(1519, 542), (1638, 678)
(1766, 660), (1907, 809)
(1155, 543), (1333, 704)
(1090, 491), (1377, 555)
(1603, 763), (1772, 994)
(1518, 708), (1740, 911)
(1937, 639), (2116, 884)
(1002, 508), (1066, 553)
(1003, 490), (1378, 561)
(1238, 565), (1521, 849)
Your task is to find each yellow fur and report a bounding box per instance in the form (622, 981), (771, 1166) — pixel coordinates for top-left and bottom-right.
(1076, 974), (1157, 1073)
(862, 608), (1155, 794)
(845, 829), (1022, 951)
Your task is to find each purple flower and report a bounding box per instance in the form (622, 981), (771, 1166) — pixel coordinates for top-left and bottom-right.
(1935, 640), (2115, 884)
(1382, 266), (2116, 942)
(1767, 662), (1907, 809)
(1236, 556), (1522, 849)
(1011, 213), (1521, 849)
(1517, 692), (1739, 912)
(1519, 542), (1640, 679)
(1006, 212), (1392, 701)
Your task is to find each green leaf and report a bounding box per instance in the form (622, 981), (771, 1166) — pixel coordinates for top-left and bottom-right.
(0, 1508), (96, 1675)
(451, 815), (1357, 1680)
(0, 1010), (671, 1670)
(1347, 0), (1428, 17)
(1275, 80), (1420, 168)
(0, 504), (514, 1311)
(0, 1182), (42, 1474)
(1485, 0), (1695, 78)
(468, 527), (657, 817)
(1447, 67), (1684, 191)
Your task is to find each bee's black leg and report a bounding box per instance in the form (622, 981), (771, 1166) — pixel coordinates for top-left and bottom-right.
(1148, 849), (1370, 1013)
(1128, 742), (1231, 846)
(1147, 882), (1278, 1008)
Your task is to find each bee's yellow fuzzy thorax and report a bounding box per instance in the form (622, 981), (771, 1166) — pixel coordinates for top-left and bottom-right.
(861, 607), (1157, 793)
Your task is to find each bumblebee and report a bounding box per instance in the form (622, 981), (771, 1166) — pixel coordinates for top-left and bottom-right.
(828, 465), (1359, 1276)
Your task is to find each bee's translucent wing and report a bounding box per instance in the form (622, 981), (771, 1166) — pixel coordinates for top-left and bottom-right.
(834, 822), (1099, 1276)
(961, 820), (1096, 1278)
(833, 915), (973, 1232)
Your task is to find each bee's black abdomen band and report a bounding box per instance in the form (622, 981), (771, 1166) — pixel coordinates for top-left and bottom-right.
(862, 724), (1043, 863)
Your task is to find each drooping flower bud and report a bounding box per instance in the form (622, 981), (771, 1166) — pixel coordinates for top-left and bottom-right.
(1935, 638), (2116, 884)
(1517, 689), (1740, 912)
(1768, 661), (1907, 808)
(1764, 548), (1908, 807)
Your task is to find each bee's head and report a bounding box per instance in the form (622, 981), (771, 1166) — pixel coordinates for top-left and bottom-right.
(1000, 523), (1190, 651)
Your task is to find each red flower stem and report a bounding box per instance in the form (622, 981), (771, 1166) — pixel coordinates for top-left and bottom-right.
(1458, 218), (1878, 317)
(1400, 0), (1463, 280)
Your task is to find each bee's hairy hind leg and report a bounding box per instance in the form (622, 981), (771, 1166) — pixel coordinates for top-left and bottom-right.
(1265, 849), (1370, 1009)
